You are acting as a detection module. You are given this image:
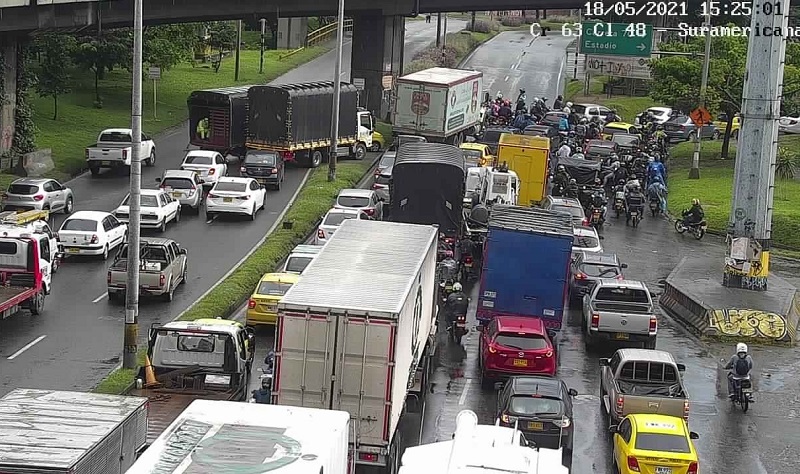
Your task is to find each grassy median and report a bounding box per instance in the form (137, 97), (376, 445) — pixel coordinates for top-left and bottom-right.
(92, 159), (373, 395)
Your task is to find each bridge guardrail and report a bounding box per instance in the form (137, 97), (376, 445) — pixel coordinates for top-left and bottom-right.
(279, 18), (353, 60)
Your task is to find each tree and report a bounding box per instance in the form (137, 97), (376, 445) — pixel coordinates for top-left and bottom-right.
(32, 33), (76, 120)
(71, 30), (132, 105)
(144, 24), (198, 70)
(203, 21), (237, 72)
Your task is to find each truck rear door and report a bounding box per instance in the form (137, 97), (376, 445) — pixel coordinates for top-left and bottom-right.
(593, 286), (653, 334)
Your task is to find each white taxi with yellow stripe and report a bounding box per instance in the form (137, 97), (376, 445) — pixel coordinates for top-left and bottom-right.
(611, 414), (699, 474)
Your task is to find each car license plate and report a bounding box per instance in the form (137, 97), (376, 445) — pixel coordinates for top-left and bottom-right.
(172, 192), (182, 198)
(513, 359), (528, 367)
(655, 467), (671, 474)
(101, 161), (110, 166)
(223, 197), (232, 203)
(266, 304), (277, 312)
(465, 263), (472, 268)
(67, 248), (79, 254)
(615, 333), (629, 340)
(258, 178), (268, 183)
(527, 422), (543, 431)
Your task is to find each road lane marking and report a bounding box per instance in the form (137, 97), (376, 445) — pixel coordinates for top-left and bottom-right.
(555, 56), (565, 100)
(458, 379), (471, 405)
(205, 215), (217, 224)
(92, 292), (108, 303)
(504, 75), (509, 82)
(8, 335), (47, 360)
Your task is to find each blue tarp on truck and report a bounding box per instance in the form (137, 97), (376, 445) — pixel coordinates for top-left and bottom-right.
(476, 206), (574, 330)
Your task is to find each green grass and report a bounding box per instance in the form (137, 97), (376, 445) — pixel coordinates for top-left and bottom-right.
(405, 30), (498, 74)
(93, 349), (146, 394)
(31, 47), (328, 181)
(667, 137), (800, 249)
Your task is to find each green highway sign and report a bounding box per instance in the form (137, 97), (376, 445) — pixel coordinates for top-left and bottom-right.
(579, 21), (653, 57)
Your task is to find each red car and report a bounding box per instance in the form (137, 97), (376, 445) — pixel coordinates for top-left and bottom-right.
(479, 316), (557, 387)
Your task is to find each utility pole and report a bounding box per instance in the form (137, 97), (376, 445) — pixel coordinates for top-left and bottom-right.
(470, 11), (476, 31)
(124, 0), (143, 370)
(259, 18), (266, 74)
(724, 0), (790, 291)
(688, 10), (712, 180)
(328, 0), (345, 182)
(234, 20), (242, 81)
(436, 13), (442, 47)
(443, 13), (448, 47)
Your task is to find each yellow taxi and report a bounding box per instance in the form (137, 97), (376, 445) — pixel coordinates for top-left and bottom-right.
(460, 142), (493, 167)
(712, 113), (741, 139)
(611, 414), (699, 474)
(602, 122), (641, 140)
(246, 272), (301, 325)
(371, 130), (386, 151)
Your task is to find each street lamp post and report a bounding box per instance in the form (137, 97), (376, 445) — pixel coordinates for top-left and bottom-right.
(259, 18), (266, 74)
(328, 0), (345, 182)
(688, 10), (712, 180)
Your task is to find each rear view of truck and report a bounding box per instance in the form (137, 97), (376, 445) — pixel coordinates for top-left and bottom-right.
(274, 219), (438, 473)
(496, 133), (551, 206)
(187, 85), (251, 157)
(0, 236), (46, 319)
(477, 206), (573, 330)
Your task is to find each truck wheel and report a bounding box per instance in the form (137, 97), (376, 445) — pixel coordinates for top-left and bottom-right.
(89, 166), (100, 177)
(146, 151), (156, 167)
(30, 291), (45, 315)
(164, 279), (174, 302)
(309, 150), (324, 168)
(353, 143), (367, 161)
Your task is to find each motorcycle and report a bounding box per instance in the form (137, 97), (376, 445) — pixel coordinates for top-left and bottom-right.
(551, 181), (565, 197)
(730, 373), (754, 412)
(613, 190), (626, 218)
(627, 207), (642, 228)
(675, 218), (708, 240)
(462, 254), (478, 282)
(448, 312), (469, 345)
(590, 206), (605, 228)
(649, 198), (660, 217)
(439, 278), (456, 304)
(250, 351), (275, 404)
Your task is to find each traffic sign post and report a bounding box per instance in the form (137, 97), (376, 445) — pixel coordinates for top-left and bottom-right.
(690, 107), (712, 128)
(148, 67), (161, 120)
(579, 22), (653, 57)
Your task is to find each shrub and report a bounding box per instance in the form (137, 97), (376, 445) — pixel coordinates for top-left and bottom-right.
(405, 58), (439, 74)
(470, 19), (493, 33)
(500, 16), (524, 27)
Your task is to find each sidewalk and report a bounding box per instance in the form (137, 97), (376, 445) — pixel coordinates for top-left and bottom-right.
(564, 41), (586, 81)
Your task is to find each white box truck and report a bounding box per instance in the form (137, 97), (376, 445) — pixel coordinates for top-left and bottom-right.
(392, 67), (484, 145)
(127, 399), (350, 474)
(274, 219), (439, 473)
(0, 388), (148, 474)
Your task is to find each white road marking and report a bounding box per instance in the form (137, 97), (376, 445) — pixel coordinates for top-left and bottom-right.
(504, 75), (509, 82)
(92, 292), (108, 303)
(555, 57), (565, 99)
(458, 379), (472, 405)
(8, 335), (47, 360)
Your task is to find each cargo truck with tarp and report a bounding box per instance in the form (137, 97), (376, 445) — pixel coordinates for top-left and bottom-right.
(392, 67), (484, 146)
(389, 141), (466, 237)
(274, 219), (438, 473)
(187, 85), (252, 158)
(246, 81), (374, 168)
(476, 206), (573, 331)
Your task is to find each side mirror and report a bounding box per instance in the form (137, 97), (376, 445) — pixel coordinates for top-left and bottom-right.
(649, 291), (657, 297)
(599, 235), (605, 240)
(620, 263), (628, 268)
(676, 363), (686, 372)
(179, 248), (187, 255)
(154, 177), (162, 183)
(689, 431), (700, 440)
(493, 382), (505, 392)
(546, 329), (557, 341)
(198, 179), (205, 184)
(568, 388), (578, 397)
(476, 325), (485, 332)
(599, 357), (610, 366)
(609, 424), (619, 433)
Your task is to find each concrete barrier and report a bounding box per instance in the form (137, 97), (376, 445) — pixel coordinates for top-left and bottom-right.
(17, 149), (54, 177)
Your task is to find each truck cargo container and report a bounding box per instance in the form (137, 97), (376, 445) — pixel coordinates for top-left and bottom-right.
(274, 219), (439, 473)
(187, 85), (252, 157)
(127, 399), (351, 474)
(0, 388), (148, 474)
(392, 67), (484, 145)
(476, 206), (573, 330)
(497, 133), (551, 206)
(390, 142), (466, 237)
(246, 81), (374, 168)
(0, 235), (48, 319)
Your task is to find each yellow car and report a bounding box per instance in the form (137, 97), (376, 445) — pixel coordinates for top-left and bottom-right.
(612, 414), (699, 474)
(246, 272), (301, 325)
(602, 122), (641, 140)
(713, 114), (741, 139)
(371, 131), (386, 151)
(460, 142), (493, 167)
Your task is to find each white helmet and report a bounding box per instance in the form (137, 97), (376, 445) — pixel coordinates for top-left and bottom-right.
(453, 282), (463, 292)
(566, 102), (573, 108)
(736, 342), (748, 354)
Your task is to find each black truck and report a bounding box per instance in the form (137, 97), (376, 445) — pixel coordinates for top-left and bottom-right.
(389, 142), (466, 237)
(187, 85), (252, 157)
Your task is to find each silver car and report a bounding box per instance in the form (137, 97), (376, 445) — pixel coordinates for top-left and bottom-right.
(2, 178), (74, 213)
(156, 169), (204, 213)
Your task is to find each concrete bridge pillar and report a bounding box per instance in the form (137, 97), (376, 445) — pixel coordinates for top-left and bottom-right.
(351, 13), (404, 121)
(0, 37), (17, 155)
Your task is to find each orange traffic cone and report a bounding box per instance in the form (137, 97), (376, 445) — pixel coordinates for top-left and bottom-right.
(144, 355), (159, 387)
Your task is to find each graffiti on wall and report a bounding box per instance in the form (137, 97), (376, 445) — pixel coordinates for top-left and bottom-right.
(707, 308), (788, 341)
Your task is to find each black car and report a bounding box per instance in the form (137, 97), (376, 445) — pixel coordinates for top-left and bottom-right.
(480, 126), (518, 155)
(240, 150), (284, 190)
(539, 111), (568, 128)
(569, 252), (627, 299)
(495, 376), (579, 466)
(523, 124), (561, 151)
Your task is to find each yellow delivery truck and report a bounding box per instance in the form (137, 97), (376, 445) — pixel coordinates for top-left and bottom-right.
(496, 133), (550, 206)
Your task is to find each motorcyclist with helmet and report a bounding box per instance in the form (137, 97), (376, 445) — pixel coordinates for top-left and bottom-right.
(553, 164), (571, 191)
(655, 125), (668, 152)
(682, 199), (705, 226)
(516, 89), (527, 113)
(646, 176), (668, 215)
(512, 112), (535, 131)
(251, 351), (275, 404)
(557, 141), (572, 160)
(605, 108), (622, 123)
(498, 100), (514, 122)
(565, 178), (580, 198)
(625, 183), (646, 224)
(553, 95), (564, 110)
(724, 342), (754, 400)
(443, 282), (469, 327)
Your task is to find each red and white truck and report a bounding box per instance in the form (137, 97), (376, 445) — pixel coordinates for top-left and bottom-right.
(274, 219), (439, 474)
(0, 235), (47, 319)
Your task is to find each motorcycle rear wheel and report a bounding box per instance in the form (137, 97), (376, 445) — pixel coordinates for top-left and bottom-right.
(693, 227), (705, 240)
(674, 220), (687, 234)
(740, 395), (749, 412)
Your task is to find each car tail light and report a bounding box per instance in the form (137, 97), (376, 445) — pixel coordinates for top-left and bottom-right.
(33, 194), (44, 201)
(581, 218), (589, 226)
(616, 396), (624, 415)
(0, 192), (6, 198)
(107, 271), (111, 283)
(649, 316), (658, 333)
(90, 234), (99, 244)
(208, 168), (216, 175)
(687, 461), (698, 474)
(683, 399), (690, 420)
(358, 453), (378, 462)
(574, 272), (587, 280)
(544, 350), (553, 358)
(371, 183), (379, 190)
(488, 345), (497, 354)
(615, 274), (624, 280)
(248, 299), (256, 309)
(318, 229), (325, 239)
(240, 167), (247, 174)
(236, 195), (250, 200)
(363, 208), (375, 216)
(208, 193), (218, 199)
(457, 315), (466, 322)
(626, 455), (640, 472)
(159, 274), (165, 286)
(85, 149), (90, 159)
(552, 417), (571, 428)
(465, 256), (473, 265)
(122, 149), (128, 160)
(591, 313), (599, 329)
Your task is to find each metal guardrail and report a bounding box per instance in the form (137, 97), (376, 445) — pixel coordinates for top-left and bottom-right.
(279, 19), (354, 60)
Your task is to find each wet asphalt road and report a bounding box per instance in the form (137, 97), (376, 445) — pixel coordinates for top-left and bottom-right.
(416, 32), (800, 474)
(0, 20), (453, 396)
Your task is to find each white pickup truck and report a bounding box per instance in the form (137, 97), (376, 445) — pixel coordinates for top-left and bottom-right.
(582, 279), (658, 349)
(85, 128), (156, 176)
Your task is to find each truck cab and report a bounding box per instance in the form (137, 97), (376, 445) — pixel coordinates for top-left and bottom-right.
(482, 165), (519, 206)
(0, 236), (47, 319)
(0, 210), (57, 289)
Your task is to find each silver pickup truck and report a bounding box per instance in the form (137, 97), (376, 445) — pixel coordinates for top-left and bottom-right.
(600, 348), (689, 429)
(107, 238), (187, 302)
(582, 279), (657, 349)
(86, 128), (156, 176)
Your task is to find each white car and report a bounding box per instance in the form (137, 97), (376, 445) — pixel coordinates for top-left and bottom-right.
(180, 150), (228, 186)
(316, 208), (371, 245)
(779, 116), (800, 134)
(205, 177), (266, 220)
(114, 189), (181, 233)
(334, 188), (383, 220)
(58, 210), (127, 260)
(156, 169), (204, 213)
(634, 106), (674, 125)
(572, 225), (603, 257)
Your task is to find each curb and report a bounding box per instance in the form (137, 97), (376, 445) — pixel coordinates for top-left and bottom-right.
(457, 30), (506, 68)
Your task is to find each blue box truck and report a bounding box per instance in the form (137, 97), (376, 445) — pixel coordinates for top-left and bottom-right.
(476, 205), (574, 330)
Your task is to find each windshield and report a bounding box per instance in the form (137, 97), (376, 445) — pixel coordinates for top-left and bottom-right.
(580, 263), (621, 278)
(508, 396), (564, 416)
(379, 154), (396, 169)
(161, 178), (194, 189)
(554, 205), (585, 219)
(177, 334), (215, 352)
(286, 256), (312, 273)
(257, 281), (293, 296)
(614, 136), (639, 146)
(587, 146), (613, 156)
(483, 130), (505, 143)
(61, 218), (98, 232)
(596, 287), (650, 303)
(122, 195), (159, 207)
(99, 132), (132, 142)
(245, 152), (277, 166)
(118, 245), (168, 262)
(8, 184), (38, 195)
(324, 212), (357, 226)
(635, 433), (691, 453)
(184, 154), (213, 165)
(544, 113), (563, 122)
(214, 182), (247, 192)
(492, 175), (509, 195)
(495, 333), (548, 350)
(337, 195), (370, 208)
(571, 104), (587, 114)
(573, 234), (599, 249)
